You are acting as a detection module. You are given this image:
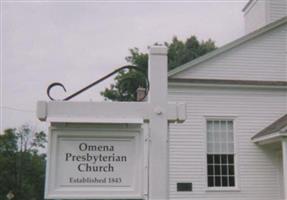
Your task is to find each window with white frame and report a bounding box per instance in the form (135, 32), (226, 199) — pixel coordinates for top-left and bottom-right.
(207, 119), (235, 187)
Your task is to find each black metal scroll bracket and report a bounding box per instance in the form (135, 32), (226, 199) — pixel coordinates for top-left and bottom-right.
(47, 65), (149, 101)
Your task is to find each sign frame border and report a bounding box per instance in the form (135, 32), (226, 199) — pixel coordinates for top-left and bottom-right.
(45, 123), (146, 199)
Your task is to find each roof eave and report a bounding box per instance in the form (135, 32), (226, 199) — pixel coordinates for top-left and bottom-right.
(168, 78), (287, 88)
(252, 132), (287, 145)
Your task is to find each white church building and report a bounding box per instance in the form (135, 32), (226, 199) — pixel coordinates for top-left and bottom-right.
(167, 0), (287, 199)
(39, 1), (287, 200)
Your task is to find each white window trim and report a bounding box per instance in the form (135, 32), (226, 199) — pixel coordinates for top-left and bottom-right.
(203, 116), (240, 191)
(206, 187), (240, 192)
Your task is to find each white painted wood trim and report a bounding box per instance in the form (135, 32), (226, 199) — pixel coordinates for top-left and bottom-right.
(37, 101), (185, 123)
(233, 118), (240, 190)
(282, 137), (287, 200)
(142, 123), (149, 200)
(205, 187), (240, 192)
(252, 132), (287, 144)
(148, 46), (169, 200)
(168, 81), (287, 90)
(45, 125), (144, 199)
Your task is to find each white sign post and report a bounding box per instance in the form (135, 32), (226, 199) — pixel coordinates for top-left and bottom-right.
(37, 46), (186, 200)
(148, 47), (169, 200)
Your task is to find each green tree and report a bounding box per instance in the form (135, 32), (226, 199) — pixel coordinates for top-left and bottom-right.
(101, 35), (216, 101)
(0, 125), (47, 200)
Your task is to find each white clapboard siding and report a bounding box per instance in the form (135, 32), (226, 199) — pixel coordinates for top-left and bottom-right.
(244, 0), (267, 34)
(172, 23), (287, 82)
(277, 151), (284, 199)
(168, 85), (287, 200)
(243, 0), (287, 34)
(269, 0), (287, 23)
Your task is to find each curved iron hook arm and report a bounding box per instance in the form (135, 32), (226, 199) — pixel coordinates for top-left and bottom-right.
(46, 65), (149, 101)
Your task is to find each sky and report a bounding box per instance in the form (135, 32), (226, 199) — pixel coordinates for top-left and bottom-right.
(1, 0), (248, 132)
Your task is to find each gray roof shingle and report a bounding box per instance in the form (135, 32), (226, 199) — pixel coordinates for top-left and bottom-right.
(252, 114), (287, 140)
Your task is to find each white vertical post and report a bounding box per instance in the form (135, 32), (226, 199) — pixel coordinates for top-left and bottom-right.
(282, 138), (287, 200)
(148, 46), (168, 200)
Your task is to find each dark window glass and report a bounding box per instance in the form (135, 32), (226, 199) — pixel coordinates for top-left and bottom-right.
(207, 155), (213, 163)
(221, 155), (227, 164)
(222, 176), (228, 187)
(207, 154), (235, 187)
(222, 165), (227, 175)
(214, 155), (220, 164)
(208, 165), (213, 175)
(229, 176), (235, 186)
(208, 176), (214, 187)
(228, 155), (234, 164)
(215, 165), (220, 175)
(229, 165), (234, 175)
(215, 176), (221, 186)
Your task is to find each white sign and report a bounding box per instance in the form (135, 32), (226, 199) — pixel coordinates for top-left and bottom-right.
(45, 124), (145, 199)
(38, 46), (186, 199)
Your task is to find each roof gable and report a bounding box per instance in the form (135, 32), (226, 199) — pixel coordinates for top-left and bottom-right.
(168, 16), (287, 78)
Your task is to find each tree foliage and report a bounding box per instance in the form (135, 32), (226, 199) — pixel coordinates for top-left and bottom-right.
(0, 125), (47, 200)
(101, 35), (216, 101)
